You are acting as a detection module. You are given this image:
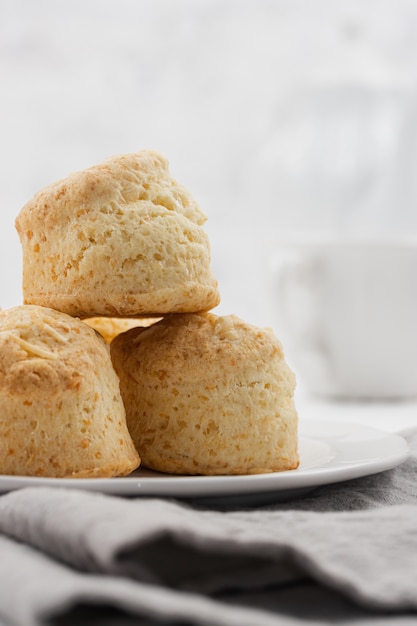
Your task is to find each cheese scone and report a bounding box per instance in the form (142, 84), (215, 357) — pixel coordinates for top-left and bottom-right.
(111, 313), (299, 475)
(0, 305), (140, 477)
(15, 150), (220, 318)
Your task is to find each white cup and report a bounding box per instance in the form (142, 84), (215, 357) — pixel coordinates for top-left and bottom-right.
(269, 238), (417, 399)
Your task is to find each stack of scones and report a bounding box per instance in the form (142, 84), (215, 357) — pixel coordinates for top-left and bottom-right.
(0, 151), (299, 478)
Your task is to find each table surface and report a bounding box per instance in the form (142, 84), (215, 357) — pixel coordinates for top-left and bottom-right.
(297, 389), (417, 434)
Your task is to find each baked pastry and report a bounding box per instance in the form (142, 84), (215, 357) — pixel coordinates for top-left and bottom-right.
(0, 305), (140, 477)
(83, 316), (160, 344)
(111, 313), (299, 475)
(15, 150), (220, 318)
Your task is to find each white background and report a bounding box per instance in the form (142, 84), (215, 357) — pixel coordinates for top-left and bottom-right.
(2, 0), (417, 428)
(3, 0), (417, 326)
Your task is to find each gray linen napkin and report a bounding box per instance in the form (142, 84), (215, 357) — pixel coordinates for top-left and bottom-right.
(0, 428), (415, 626)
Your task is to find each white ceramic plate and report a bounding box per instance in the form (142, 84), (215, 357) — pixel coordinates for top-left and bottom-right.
(0, 420), (409, 505)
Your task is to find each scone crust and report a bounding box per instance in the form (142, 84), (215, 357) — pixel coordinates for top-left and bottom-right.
(15, 151), (220, 317)
(0, 305), (140, 477)
(111, 313), (299, 475)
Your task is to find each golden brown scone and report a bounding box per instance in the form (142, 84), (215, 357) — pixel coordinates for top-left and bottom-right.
(15, 150), (220, 318)
(0, 305), (140, 478)
(111, 313), (299, 475)
(83, 316), (161, 344)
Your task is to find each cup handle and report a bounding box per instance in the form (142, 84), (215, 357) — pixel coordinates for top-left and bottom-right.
(272, 251), (322, 342)
(271, 250), (333, 393)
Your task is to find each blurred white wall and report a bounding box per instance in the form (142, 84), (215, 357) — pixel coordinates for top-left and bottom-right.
(1, 0), (417, 326)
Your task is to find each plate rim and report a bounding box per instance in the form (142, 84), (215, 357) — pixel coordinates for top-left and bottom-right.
(0, 420), (409, 498)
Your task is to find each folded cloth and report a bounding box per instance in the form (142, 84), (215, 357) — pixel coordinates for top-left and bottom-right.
(0, 428), (415, 626)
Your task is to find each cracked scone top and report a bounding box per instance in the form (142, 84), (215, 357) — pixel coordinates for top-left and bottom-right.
(0, 305), (140, 477)
(15, 151), (220, 317)
(110, 313), (299, 475)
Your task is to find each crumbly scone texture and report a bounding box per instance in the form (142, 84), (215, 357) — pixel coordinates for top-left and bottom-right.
(83, 316), (161, 344)
(111, 313), (299, 475)
(0, 305), (140, 477)
(15, 150), (220, 318)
